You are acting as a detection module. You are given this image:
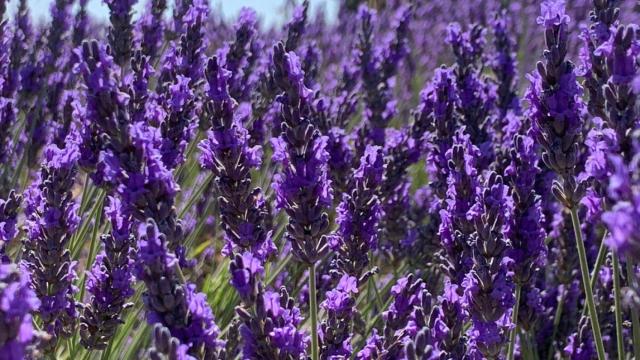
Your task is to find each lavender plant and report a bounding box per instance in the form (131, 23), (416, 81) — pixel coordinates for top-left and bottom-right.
(0, 1), (637, 359)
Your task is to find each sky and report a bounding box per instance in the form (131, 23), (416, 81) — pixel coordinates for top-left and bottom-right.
(5, 0), (338, 28)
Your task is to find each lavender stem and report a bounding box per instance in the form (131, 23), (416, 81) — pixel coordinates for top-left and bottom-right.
(612, 251), (624, 360)
(506, 284), (521, 360)
(626, 260), (640, 360)
(569, 207), (605, 360)
(309, 264), (319, 360)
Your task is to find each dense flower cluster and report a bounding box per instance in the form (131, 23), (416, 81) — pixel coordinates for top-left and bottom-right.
(0, 0), (638, 359)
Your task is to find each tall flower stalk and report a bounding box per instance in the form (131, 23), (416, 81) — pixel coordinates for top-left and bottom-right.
(271, 42), (332, 360)
(526, 1), (604, 358)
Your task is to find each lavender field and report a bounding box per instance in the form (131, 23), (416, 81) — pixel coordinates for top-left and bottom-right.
(0, 0), (640, 359)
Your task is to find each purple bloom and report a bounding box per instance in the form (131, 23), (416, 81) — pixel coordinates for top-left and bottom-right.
(271, 44), (332, 265)
(148, 324), (196, 360)
(490, 10), (520, 115)
(104, 0), (137, 66)
(320, 274), (358, 358)
(217, 7), (258, 101)
(505, 134), (547, 284)
(331, 145), (383, 278)
(136, 220), (224, 356)
(447, 22), (496, 167)
(356, 4), (411, 147)
(21, 138), (80, 348)
(199, 57), (274, 259)
(229, 252), (264, 304)
(464, 172), (515, 358)
(80, 197), (136, 349)
(284, 0), (309, 52)
(137, 0), (167, 61)
(0, 191), (21, 260)
(0, 263), (40, 359)
(438, 130), (479, 284)
(602, 150), (640, 261)
(238, 287), (309, 358)
(527, 0), (586, 208)
(420, 67), (458, 210)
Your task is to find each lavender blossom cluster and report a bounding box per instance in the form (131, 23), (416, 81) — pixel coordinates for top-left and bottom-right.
(0, 0), (639, 359)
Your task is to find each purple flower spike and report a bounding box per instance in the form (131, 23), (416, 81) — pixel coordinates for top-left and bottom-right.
(332, 145), (383, 279)
(80, 197), (136, 350)
(271, 43), (332, 265)
(0, 190), (21, 260)
(200, 57), (274, 259)
(506, 134), (547, 285)
(21, 138), (80, 349)
(320, 274), (358, 358)
(136, 219), (224, 357)
(104, 0), (138, 67)
(526, 0), (586, 208)
(464, 172), (515, 359)
(0, 263), (40, 359)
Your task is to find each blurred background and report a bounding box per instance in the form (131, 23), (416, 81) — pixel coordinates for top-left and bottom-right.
(7, 0), (340, 27)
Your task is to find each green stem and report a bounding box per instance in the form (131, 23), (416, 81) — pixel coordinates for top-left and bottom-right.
(569, 207), (606, 360)
(612, 251), (624, 360)
(507, 284), (522, 360)
(580, 231), (608, 319)
(309, 264), (319, 360)
(626, 261), (640, 360)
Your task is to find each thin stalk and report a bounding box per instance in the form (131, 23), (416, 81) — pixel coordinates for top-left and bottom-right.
(569, 207), (606, 360)
(507, 284), (522, 360)
(626, 261), (640, 360)
(580, 230), (608, 318)
(309, 264), (319, 360)
(612, 251), (624, 360)
(546, 289), (564, 360)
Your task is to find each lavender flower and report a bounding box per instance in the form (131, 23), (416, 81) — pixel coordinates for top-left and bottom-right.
(490, 10), (520, 116)
(136, 220), (224, 357)
(148, 323), (196, 360)
(237, 287), (309, 359)
(430, 282), (467, 357)
(421, 67), (458, 209)
(526, 0), (586, 208)
(137, 0), (168, 61)
(217, 7), (258, 101)
(463, 172), (515, 358)
(505, 134), (547, 285)
(284, 0), (309, 52)
(598, 24), (638, 158)
(0, 191), (21, 261)
(199, 57), (274, 259)
(72, 0), (89, 47)
(356, 4), (411, 147)
(602, 151), (640, 261)
(22, 138), (80, 347)
(446, 22), (496, 166)
(79, 197), (135, 350)
(2, 0), (31, 99)
(104, 0), (138, 67)
(320, 274), (358, 359)
(357, 275), (431, 359)
(581, 0), (619, 119)
(271, 43), (332, 265)
(0, 263), (40, 359)
(438, 130), (479, 284)
(331, 145), (383, 279)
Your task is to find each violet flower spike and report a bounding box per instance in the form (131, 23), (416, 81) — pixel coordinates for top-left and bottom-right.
(0, 263), (40, 359)
(104, 0), (138, 67)
(21, 137), (81, 349)
(331, 145), (383, 279)
(79, 197), (136, 350)
(199, 56), (274, 259)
